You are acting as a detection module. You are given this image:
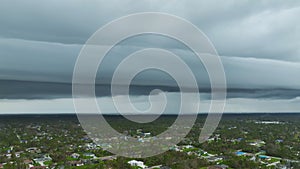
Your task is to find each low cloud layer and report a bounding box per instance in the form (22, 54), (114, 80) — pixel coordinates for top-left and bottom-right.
(1, 95), (299, 114)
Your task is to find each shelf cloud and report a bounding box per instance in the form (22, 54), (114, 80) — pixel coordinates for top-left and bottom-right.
(0, 0), (299, 112)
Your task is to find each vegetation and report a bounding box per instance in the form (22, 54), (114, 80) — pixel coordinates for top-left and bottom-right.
(0, 113), (299, 168)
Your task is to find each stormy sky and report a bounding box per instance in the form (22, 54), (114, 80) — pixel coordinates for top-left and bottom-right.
(0, 0), (300, 113)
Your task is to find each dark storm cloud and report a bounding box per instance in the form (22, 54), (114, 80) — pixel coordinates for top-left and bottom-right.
(1, 79), (300, 100)
(1, 38), (299, 91)
(0, 0), (300, 103)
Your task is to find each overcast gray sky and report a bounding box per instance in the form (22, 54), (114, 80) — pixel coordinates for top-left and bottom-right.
(0, 0), (299, 113)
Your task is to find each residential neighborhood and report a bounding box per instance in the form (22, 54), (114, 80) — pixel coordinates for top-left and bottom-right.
(0, 114), (299, 168)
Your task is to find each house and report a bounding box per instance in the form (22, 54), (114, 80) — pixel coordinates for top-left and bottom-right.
(99, 155), (117, 161)
(83, 153), (96, 159)
(206, 156), (223, 162)
(85, 143), (98, 150)
(33, 154), (52, 166)
(169, 146), (180, 151)
(128, 160), (147, 169)
(183, 145), (194, 149)
(267, 161), (281, 167)
(26, 147), (41, 153)
(15, 151), (23, 158)
(207, 137), (216, 142)
(71, 153), (80, 159)
(24, 159), (33, 165)
(249, 140), (265, 147)
(144, 132), (151, 137)
(236, 138), (243, 142)
(68, 160), (84, 167)
(275, 139), (284, 143)
(20, 140), (28, 144)
(5, 154), (12, 159)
